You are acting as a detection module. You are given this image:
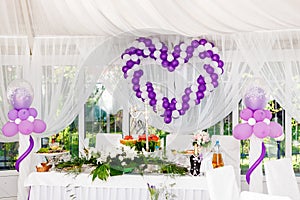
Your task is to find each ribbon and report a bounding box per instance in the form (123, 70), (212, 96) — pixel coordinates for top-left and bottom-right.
(246, 142), (266, 184)
(15, 135), (34, 172)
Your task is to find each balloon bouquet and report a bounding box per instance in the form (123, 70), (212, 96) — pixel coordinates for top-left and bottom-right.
(233, 86), (283, 184)
(1, 79), (46, 171)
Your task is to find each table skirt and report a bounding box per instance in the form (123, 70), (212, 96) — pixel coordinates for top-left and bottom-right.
(25, 172), (210, 200)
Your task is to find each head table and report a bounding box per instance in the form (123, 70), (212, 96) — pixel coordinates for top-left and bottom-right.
(24, 172), (210, 200)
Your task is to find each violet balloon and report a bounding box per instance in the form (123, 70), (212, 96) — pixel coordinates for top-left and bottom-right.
(264, 110), (272, 120)
(8, 109), (18, 121)
(18, 120), (34, 135)
(12, 88), (33, 110)
(244, 87), (267, 110)
(2, 122), (18, 137)
(253, 110), (266, 122)
(18, 109), (29, 120)
(269, 121), (283, 138)
(33, 119), (47, 133)
(240, 108), (253, 121)
(28, 108), (37, 118)
(233, 123), (253, 140)
(253, 122), (270, 138)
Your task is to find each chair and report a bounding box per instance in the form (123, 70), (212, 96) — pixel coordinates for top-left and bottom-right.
(206, 165), (240, 200)
(264, 158), (300, 200)
(210, 135), (241, 185)
(95, 133), (122, 151)
(240, 191), (292, 200)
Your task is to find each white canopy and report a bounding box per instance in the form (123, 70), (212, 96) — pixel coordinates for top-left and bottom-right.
(1, 1), (300, 199)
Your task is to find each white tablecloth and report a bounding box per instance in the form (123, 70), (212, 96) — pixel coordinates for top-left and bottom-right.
(24, 172), (210, 200)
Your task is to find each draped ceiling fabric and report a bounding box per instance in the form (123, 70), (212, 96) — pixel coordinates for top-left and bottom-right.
(2, 0), (300, 199)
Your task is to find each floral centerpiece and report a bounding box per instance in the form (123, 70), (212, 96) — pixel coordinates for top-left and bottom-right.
(120, 134), (160, 152)
(193, 130), (211, 148)
(55, 146), (187, 181)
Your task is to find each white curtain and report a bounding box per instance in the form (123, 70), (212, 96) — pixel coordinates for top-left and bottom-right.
(0, 36), (29, 142)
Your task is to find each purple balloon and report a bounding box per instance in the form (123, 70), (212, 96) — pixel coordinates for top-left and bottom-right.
(191, 40), (199, 48)
(18, 120), (34, 135)
(168, 66), (175, 72)
(253, 110), (266, 122)
(15, 135), (34, 172)
(197, 76), (205, 84)
(160, 53), (167, 61)
(264, 110), (272, 120)
(149, 99), (157, 106)
(2, 122), (18, 137)
(212, 81), (218, 88)
(198, 85), (206, 92)
(12, 88), (33, 110)
(33, 119), (47, 133)
(199, 39), (207, 45)
(126, 60), (134, 68)
(199, 52), (206, 59)
(206, 66), (214, 74)
(240, 108), (253, 121)
(269, 122), (283, 138)
(162, 101), (170, 109)
(218, 60), (224, 67)
(244, 87), (267, 110)
(131, 77), (139, 85)
(210, 73), (219, 81)
(164, 117), (172, 124)
(212, 54), (220, 61)
(133, 84), (140, 92)
(18, 109), (30, 120)
(246, 142), (266, 184)
(28, 108), (37, 118)
(182, 103), (190, 111)
(253, 122), (270, 138)
(8, 109), (18, 121)
(171, 60), (179, 67)
(233, 123), (253, 140)
(182, 95), (190, 102)
(148, 92), (156, 99)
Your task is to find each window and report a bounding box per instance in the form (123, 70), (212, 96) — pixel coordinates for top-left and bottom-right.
(0, 142), (19, 170)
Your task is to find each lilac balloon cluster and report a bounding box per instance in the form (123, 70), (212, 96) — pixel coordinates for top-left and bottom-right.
(233, 87), (283, 140)
(2, 81), (46, 137)
(121, 37), (224, 124)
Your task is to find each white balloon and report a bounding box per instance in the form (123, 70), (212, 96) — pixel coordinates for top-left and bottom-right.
(127, 69), (134, 78)
(153, 50), (160, 58)
(206, 83), (214, 91)
(203, 58), (211, 64)
(152, 38), (159, 44)
(263, 118), (271, 125)
(191, 84), (198, 92)
(180, 43), (187, 51)
(180, 52), (187, 58)
(132, 41), (139, 47)
(28, 116), (35, 122)
(131, 55), (138, 61)
(15, 118), (21, 125)
(175, 102), (182, 110)
(204, 90), (210, 97)
(248, 118), (256, 126)
(172, 110), (180, 119)
(212, 61), (219, 68)
(156, 59), (162, 65)
(138, 42), (146, 49)
(123, 54), (130, 61)
(204, 42), (213, 50)
(156, 99), (163, 107)
(156, 42), (163, 50)
(216, 67), (223, 75)
(167, 55), (174, 62)
(143, 49), (150, 56)
(197, 45), (205, 52)
(212, 47), (219, 54)
(178, 58), (184, 64)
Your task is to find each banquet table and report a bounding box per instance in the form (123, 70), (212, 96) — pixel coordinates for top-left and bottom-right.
(24, 172), (210, 200)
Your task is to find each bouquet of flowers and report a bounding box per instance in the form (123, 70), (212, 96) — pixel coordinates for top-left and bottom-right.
(193, 131), (211, 147)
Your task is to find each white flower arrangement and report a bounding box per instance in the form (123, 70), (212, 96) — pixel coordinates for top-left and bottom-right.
(193, 131), (211, 147)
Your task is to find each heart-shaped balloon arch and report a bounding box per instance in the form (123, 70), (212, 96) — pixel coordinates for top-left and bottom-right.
(121, 37), (224, 124)
(233, 86), (283, 184)
(1, 79), (47, 171)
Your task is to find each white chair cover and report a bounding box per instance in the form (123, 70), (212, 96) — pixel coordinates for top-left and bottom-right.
(95, 133), (122, 151)
(240, 191), (292, 200)
(264, 158), (300, 200)
(206, 165), (240, 200)
(210, 135), (241, 185)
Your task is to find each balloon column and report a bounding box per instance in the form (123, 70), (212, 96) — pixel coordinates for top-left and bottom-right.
(233, 86), (283, 184)
(1, 79), (46, 171)
(121, 37), (224, 124)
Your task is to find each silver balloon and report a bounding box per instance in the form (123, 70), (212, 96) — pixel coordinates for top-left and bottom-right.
(7, 79), (34, 110)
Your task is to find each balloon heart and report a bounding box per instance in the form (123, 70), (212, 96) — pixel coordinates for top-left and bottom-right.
(121, 37), (224, 124)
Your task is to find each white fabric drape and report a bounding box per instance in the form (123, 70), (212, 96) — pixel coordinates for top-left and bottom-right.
(0, 36), (29, 142)
(26, 0), (300, 37)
